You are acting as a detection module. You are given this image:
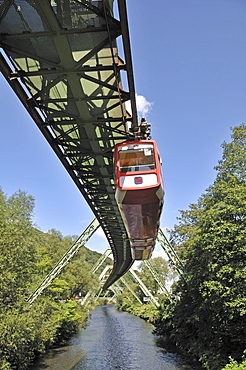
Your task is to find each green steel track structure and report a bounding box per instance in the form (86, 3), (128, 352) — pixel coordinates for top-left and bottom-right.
(0, 0), (138, 288)
(26, 225), (178, 304)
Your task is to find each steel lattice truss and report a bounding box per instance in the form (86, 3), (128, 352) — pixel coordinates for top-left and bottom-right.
(0, 0), (138, 288)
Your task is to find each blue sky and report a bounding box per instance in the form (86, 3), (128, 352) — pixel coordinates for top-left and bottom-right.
(1, 0), (246, 256)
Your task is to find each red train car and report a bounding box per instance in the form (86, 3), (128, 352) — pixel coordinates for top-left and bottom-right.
(114, 140), (164, 260)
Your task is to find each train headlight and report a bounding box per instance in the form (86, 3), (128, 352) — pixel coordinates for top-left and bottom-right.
(134, 176), (143, 185)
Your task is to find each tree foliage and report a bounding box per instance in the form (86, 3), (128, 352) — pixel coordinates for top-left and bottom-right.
(137, 257), (169, 295)
(221, 357), (246, 370)
(154, 123), (246, 369)
(115, 257), (171, 322)
(0, 190), (36, 306)
(0, 188), (106, 369)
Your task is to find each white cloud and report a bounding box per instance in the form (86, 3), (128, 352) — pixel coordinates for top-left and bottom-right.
(125, 94), (153, 118)
(136, 94), (153, 117)
(95, 227), (107, 239)
(152, 247), (168, 260)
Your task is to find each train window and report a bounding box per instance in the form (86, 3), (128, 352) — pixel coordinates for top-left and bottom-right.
(118, 144), (156, 173)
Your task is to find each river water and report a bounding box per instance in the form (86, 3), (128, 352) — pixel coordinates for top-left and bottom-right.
(32, 305), (200, 370)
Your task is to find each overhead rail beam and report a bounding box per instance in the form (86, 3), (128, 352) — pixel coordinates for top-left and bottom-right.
(117, 0), (138, 129)
(0, 0), (138, 288)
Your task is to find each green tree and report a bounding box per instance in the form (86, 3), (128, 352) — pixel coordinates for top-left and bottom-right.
(155, 124), (246, 370)
(137, 257), (169, 294)
(0, 189), (37, 306)
(0, 187), (106, 368)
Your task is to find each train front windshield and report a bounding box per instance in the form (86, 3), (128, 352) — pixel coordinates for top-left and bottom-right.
(118, 143), (156, 173)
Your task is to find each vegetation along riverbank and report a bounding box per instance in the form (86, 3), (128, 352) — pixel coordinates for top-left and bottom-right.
(0, 188), (107, 369)
(116, 124), (246, 370)
(0, 124), (245, 370)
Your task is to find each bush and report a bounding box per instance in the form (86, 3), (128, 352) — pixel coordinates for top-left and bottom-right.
(221, 357), (246, 370)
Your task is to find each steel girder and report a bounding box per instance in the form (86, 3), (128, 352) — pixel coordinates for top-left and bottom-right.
(129, 268), (160, 309)
(157, 228), (186, 280)
(28, 218), (100, 305)
(144, 260), (172, 301)
(0, 0), (137, 288)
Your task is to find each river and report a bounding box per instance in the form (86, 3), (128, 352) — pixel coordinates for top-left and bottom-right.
(32, 305), (200, 370)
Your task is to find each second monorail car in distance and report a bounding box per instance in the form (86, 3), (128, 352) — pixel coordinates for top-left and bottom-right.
(114, 140), (164, 260)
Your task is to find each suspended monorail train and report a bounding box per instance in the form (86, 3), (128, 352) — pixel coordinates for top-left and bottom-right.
(114, 140), (164, 260)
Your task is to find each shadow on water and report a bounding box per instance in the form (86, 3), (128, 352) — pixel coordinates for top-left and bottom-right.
(154, 336), (202, 370)
(31, 305), (202, 370)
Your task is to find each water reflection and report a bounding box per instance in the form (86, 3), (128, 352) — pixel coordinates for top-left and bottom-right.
(32, 305), (200, 370)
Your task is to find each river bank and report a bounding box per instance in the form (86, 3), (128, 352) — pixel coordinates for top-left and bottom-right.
(31, 304), (202, 370)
